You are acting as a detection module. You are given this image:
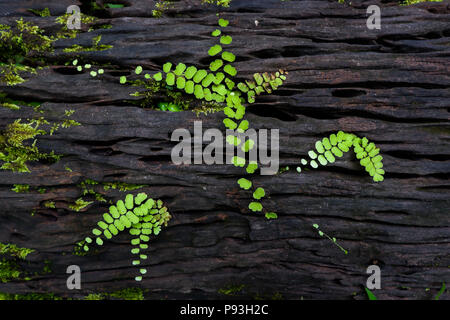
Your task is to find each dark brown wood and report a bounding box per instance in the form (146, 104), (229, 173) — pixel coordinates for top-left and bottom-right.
(0, 0), (449, 300)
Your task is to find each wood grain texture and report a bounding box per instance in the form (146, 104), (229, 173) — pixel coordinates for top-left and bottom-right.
(0, 0), (449, 300)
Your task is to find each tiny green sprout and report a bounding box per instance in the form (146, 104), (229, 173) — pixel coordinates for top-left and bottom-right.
(265, 212), (278, 219)
(212, 29), (221, 37)
(312, 224), (348, 255)
(90, 71), (97, 77)
(98, 69), (104, 75)
(120, 76), (127, 84)
(237, 178), (252, 190)
(106, 3), (125, 8)
(77, 66), (82, 72)
(144, 73), (151, 79)
(365, 287), (377, 300)
(296, 167), (301, 173)
(167, 103), (182, 112)
(434, 282), (446, 300)
(135, 66), (143, 75)
(249, 202), (263, 212)
(44, 201), (56, 209)
(253, 187), (265, 200)
(84, 64), (91, 69)
(72, 59), (78, 66)
(158, 102), (169, 111)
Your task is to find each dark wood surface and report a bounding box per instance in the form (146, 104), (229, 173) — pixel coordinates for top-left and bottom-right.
(0, 0), (449, 299)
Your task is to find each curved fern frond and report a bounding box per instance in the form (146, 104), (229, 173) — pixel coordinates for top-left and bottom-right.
(79, 193), (172, 281)
(297, 131), (385, 182)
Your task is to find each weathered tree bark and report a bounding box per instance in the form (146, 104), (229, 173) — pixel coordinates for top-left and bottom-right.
(0, 0), (449, 300)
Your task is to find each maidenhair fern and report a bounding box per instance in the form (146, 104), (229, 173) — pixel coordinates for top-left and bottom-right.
(78, 193), (171, 281)
(296, 131), (385, 182)
(313, 224), (348, 255)
(121, 17), (288, 221)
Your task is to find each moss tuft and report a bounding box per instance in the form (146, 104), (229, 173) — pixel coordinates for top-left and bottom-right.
(28, 8), (51, 17)
(152, 1), (174, 18)
(0, 292), (63, 300)
(0, 243), (34, 260)
(201, 0), (232, 7)
(11, 184), (30, 193)
(218, 284), (245, 296)
(107, 288), (145, 300)
(63, 35), (113, 53)
(0, 118), (61, 173)
(400, 0), (442, 4)
(0, 19), (53, 86)
(69, 198), (93, 212)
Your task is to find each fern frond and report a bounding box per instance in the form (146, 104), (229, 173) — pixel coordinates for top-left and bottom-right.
(80, 193), (171, 281)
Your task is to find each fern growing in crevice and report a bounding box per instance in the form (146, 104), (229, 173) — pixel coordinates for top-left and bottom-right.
(78, 193), (171, 282)
(120, 17), (288, 220)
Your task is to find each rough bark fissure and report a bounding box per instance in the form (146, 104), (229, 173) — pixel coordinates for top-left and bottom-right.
(0, 0), (449, 300)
